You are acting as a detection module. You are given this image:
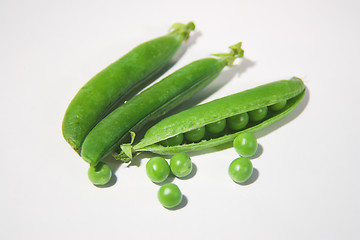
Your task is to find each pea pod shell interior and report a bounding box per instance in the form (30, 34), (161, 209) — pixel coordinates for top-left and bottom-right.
(134, 77), (305, 152)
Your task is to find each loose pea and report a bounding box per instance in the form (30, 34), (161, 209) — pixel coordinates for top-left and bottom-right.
(146, 157), (170, 183)
(248, 107), (268, 122)
(233, 132), (258, 157)
(205, 119), (226, 135)
(88, 162), (112, 185)
(270, 100), (287, 111)
(170, 153), (192, 177)
(184, 126), (205, 142)
(158, 183), (182, 208)
(228, 157), (253, 183)
(160, 134), (184, 147)
(227, 112), (249, 131)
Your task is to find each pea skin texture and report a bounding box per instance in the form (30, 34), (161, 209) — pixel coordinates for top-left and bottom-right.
(184, 126), (205, 142)
(233, 132), (258, 157)
(146, 157), (170, 183)
(270, 100), (287, 111)
(170, 153), (192, 177)
(158, 183), (183, 208)
(248, 107), (268, 122)
(206, 119), (226, 134)
(227, 112), (249, 131)
(88, 162), (112, 185)
(228, 157), (253, 183)
(160, 134), (184, 147)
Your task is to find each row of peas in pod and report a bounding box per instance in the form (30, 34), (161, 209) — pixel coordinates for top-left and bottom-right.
(160, 100), (287, 146)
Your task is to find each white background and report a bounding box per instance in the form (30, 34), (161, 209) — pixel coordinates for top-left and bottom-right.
(1, 0), (359, 239)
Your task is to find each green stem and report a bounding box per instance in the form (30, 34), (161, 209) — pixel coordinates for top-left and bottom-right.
(169, 22), (196, 40)
(212, 42), (244, 67)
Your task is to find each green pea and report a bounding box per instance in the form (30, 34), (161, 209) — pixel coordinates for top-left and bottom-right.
(158, 183), (182, 208)
(184, 126), (206, 142)
(205, 119), (226, 134)
(81, 42), (244, 166)
(88, 162), (112, 185)
(228, 157), (253, 183)
(170, 153), (192, 177)
(270, 100), (287, 111)
(160, 134), (184, 147)
(116, 77), (305, 160)
(146, 157), (170, 183)
(233, 132), (258, 157)
(62, 22), (195, 153)
(248, 107), (268, 122)
(227, 112), (249, 131)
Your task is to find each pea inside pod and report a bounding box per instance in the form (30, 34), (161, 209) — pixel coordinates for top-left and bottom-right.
(62, 22), (195, 153)
(115, 77), (306, 161)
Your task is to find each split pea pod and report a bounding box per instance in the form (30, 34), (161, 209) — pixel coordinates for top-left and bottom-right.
(115, 77), (305, 161)
(81, 43), (245, 166)
(62, 22), (195, 153)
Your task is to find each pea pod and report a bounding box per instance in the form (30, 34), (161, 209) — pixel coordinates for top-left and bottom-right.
(115, 77), (305, 161)
(81, 42), (245, 166)
(62, 22), (195, 153)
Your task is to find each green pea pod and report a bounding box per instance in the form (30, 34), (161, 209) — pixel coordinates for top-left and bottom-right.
(81, 43), (245, 166)
(115, 77), (305, 161)
(62, 22), (195, 153)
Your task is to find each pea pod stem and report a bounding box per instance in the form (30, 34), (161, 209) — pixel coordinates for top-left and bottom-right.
(115, 77), (305, 162)
(62, 22), (195, 153)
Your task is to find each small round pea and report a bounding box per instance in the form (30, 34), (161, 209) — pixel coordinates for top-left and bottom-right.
(160, 133), (184, 147)
(146, 157), (170, 183)
(228, 157), (253, 183)
(227, 112), (249, 131)
(158, 183), (183, 208)
(270, 100), (287, 111)
(205, 119), (226, 134)
(233, 132), (258, 157)
(184, 126), (205, 142)
(248, 107), (268, 122)
(88, 162), (112, 185)
(170, 153), (192, 177)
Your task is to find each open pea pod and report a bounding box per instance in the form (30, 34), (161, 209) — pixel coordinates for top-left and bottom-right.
(115, 77), (305, 162)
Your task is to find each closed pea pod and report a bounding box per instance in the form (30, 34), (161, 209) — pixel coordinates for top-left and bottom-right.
(115, 77), (306, 161)
(81, 42), (245, 166)
(62, 22), (195, 153)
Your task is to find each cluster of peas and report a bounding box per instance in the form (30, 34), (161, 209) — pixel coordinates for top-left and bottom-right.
(147, 131), (261, 209)
(160, 100), (287, 146)
(146, 153), (192, 209)
(87, 100), (288, 207)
